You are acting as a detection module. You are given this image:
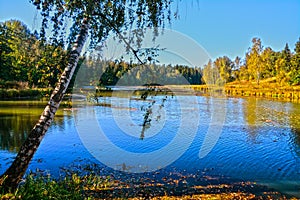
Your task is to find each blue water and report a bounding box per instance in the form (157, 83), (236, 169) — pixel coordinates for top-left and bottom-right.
(0, 96), (300, 196)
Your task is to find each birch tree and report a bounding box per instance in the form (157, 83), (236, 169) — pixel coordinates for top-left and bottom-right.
(246, 38), (263, 85)
(0, 0), (172, 191)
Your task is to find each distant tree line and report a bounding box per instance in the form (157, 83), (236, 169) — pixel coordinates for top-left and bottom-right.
(0, 20), (203, 88)
(1, 20), (299, 89)
(203, 37), (300, 86)
(75, 57), (203, 87)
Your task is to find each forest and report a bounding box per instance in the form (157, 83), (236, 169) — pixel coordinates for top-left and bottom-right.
(202, 37), (300, 86)
(0, 20), (202, 89)
(1, 19), (300, 90)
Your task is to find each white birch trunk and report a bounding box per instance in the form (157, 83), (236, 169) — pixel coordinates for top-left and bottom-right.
(0, 18), (89, 191)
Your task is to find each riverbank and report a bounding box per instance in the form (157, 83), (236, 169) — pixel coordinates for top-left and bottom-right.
(2, 82), (300, 104)
(0, 88), (53, 99)
(184, 81), (300, 103)
(0, 172), (296, 200)
(225, 80), (300, 103)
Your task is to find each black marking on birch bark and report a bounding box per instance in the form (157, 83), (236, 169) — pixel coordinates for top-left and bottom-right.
(0, 18), (90, 190)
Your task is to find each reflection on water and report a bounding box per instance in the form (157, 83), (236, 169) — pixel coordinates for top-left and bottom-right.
(288, 103), (300, 158)
(0, 112), (31, 152)
(0, 101), (44, 152)
(0, 101), (71, 152)
(243, 98), (300, 155)
(0, 97), (300, 196)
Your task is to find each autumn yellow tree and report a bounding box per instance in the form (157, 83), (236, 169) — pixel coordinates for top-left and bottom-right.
(246, 37), (263, 85)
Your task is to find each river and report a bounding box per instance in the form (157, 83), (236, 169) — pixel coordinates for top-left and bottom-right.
(0, 94), (299, 197)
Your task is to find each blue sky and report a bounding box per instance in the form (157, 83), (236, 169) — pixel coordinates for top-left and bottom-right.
(0, 0), (299, 61)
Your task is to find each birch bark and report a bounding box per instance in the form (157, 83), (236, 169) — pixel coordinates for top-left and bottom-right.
(0, 18), (89, 191)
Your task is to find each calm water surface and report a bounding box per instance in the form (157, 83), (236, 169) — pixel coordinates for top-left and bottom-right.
(0, 96), (300, 196)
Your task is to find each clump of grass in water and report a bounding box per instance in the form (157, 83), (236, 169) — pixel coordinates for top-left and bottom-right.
(86, 92), (112, 107)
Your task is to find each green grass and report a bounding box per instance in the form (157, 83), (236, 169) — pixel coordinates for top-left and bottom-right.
(0, 89), (53, 99)
(0, 172), (114, 200)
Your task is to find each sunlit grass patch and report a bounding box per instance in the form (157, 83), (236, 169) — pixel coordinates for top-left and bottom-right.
(0, 172), (114, 200)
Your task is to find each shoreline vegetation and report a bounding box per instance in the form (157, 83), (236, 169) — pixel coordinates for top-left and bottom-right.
(1, 82), (300, 104)
(1, 20), (300, 104)
(0, 88), (53, 100)
(0, 169), (297, 200)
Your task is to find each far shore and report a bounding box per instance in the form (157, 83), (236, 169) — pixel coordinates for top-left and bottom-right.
(1, 81), (300, 104)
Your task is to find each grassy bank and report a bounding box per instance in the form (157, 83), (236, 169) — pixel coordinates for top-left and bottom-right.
(0, 88), (53, 100)
(183, 81), (300, 103)
(225, 80), (300, 102)
(1, 82), (300, 103)
(0, 172), (296, 200)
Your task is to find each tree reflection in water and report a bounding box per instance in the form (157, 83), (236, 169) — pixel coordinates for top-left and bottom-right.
(0, 102), (71, 152)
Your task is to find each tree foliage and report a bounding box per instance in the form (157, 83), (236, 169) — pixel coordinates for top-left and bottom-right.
(202, 37), (300, 86)
(82, 59), (203, 86)
(246, 37), (263, 85)
(0, 20), (67, 88)
(31, 0), (172, 49)
(2, 22), (300, 88)
(0, 20), (203, 89)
